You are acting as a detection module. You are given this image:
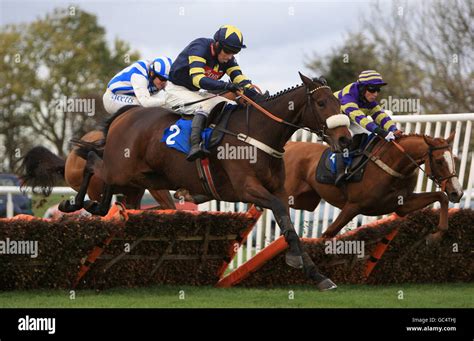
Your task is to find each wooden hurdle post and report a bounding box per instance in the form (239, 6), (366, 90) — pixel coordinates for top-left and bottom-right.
(365, 228), (399, 277)
(72, 203), (128, 289)
(216, 205), (263, 279)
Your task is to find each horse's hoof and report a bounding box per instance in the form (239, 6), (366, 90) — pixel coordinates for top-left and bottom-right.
(316, 278), (338, 292)
(285, 252), (303, 269)
(83, 200), (100, 215)
(58, 200), (80, 213)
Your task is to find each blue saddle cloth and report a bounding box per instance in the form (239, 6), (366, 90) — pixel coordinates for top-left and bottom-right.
(161, 118), (214, 154)
(326, 133), (375, 174)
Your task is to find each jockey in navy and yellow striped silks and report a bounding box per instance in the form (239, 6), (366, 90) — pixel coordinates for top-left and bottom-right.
(167, 25), (261, 162)
(169, 25), (252, 92)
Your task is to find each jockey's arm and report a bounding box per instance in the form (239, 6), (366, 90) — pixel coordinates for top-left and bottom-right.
(340, 95), (379, 134)
(188, 44), (227, 91)
(131, 74), (166, 108)
(369, 103), (397, 132)
(225, 60), (252, 90)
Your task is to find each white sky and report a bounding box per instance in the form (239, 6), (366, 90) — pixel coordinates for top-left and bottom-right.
(0, 0), (401, 92)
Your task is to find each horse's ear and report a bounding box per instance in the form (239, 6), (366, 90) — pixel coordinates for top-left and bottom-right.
(423, 134), (433, 145)
(299, 72), (313, 87)
(447, 131), (455, 144)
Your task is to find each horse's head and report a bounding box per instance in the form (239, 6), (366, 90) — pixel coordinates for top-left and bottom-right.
(423, 132), (463, 203)
(299, 72), (352, 152)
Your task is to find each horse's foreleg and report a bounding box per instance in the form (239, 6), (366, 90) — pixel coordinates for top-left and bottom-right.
(58, 165), (94, 213)
(81, 151), (113, 216)
(321, 203), (360, 238)
(243, 181), (337, 291)
(395, 192), (449, 243)
(242, 183), (303, 269)
(243, 185), (336, 291)
(84, 184), (114, 216)
(149, 189), (176, 209)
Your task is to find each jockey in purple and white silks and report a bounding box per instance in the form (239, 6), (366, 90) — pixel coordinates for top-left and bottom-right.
(103, 57), (173, 114)
(332, 70), (403, 186)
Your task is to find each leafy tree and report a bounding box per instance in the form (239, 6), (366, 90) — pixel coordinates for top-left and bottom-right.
(0, 6), (140, 170)
(306, 33), (381, 91)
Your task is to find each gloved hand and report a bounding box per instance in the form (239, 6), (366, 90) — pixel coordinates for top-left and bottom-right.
(374, 127), (388, 138)
(224, 82), (242, 93)
(394, 129), (404, 138)
(243, 87), (269, 103)
(384, 131), (396, 142)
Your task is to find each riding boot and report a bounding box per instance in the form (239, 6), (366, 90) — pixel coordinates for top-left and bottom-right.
(334, 153), (347, 187)
(186, 113), (211, 162)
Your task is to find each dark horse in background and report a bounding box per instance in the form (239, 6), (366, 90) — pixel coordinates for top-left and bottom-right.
(19, 131), (177, 211)
(284, 133), (463, 241)
(58, 73), (352, 291)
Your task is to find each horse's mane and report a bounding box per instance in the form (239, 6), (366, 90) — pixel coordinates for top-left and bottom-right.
(265, 77), (328, 102)
(398, 133), (446, 141)
(398, 133), (425, 139)
(265, 84), (304, 101)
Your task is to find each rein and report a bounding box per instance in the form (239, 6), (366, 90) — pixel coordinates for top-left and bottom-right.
(212, 84), (334, 158)
(238, 85), (331, 141)
(372, 138), (456, 190)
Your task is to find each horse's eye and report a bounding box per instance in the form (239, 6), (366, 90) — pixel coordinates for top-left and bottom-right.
(317, 100), (325, 107)
(436, 159), (443, 165)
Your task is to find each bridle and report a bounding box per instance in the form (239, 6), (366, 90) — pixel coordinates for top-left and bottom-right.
(303, 85), (333, 141)
(172, 81), (345, 159)
(238, 83), (334, 142)
(426, 144), (457, 191)
(390, 139), (457, 191)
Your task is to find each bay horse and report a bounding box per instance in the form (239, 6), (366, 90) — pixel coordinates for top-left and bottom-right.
(284, 133), (464, 241)
(18, 89), (260, 211)
(70, 73), (353, 291)
(19, 130), (176, 210)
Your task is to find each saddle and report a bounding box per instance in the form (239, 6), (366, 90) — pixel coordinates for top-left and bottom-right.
(162, 102), (238, 154)
(206, 101), (237, 148)
(316, 134), (378, 185)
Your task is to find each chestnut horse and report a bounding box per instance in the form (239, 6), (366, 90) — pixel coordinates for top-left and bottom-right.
(69, 73), (353, 291)
(284, 133), (464, 241)
(19, 130), (176, 210)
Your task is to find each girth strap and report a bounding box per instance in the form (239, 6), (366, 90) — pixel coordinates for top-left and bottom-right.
(213, 125), (284, 159)
(195, 158), (222, 200)
(236, 133), (284, 158)
(363, 150), (406, 179)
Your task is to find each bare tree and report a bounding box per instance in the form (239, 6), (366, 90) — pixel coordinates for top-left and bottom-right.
(364, 0), (473, 114)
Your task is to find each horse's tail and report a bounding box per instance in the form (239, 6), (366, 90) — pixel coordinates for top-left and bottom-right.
(70, 138), (105, 160)
(17, 146), (66, 196)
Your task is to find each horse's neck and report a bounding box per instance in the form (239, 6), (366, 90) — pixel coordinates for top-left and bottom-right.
(390, 136), (429, 172)
(244, 90), (305, 152)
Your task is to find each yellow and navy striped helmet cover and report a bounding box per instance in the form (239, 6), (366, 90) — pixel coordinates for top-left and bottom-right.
(357, 70), (387, 86)
(214, 25), (247, 51)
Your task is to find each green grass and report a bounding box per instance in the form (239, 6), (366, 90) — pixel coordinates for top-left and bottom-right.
(31, 193), (67, 217)
(0, 283), (471, 308)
